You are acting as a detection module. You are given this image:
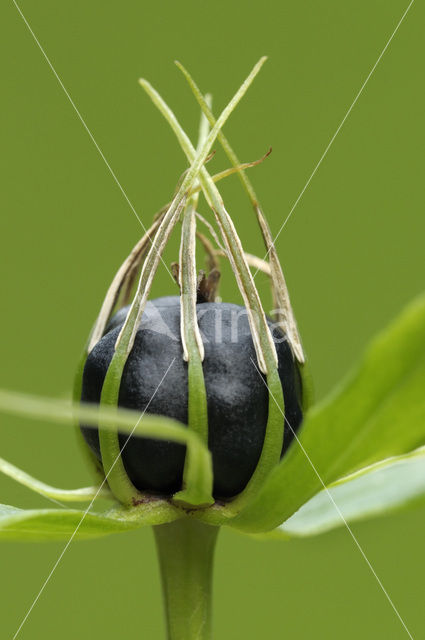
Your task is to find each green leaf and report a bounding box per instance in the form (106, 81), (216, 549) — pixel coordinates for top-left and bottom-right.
(0, 457), (110, 503)
(264, 447), (425, 539)
(0, 502), (180, 542)
(231, 293), (425, 533)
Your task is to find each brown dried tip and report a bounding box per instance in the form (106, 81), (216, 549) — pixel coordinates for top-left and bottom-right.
(197, 268), (221, 303)
(171, 262), (180, 288)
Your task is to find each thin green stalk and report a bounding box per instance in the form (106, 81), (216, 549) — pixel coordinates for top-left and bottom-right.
(88, 216), (163, 352)
(99, 59), (268, 505)
(139, 67), (278, 374)
(138, 56), (266, 193)
(176, 61), (306, 365)
(0, 389), (213, 489)
(174, 106), (213, 507)
(173, 201), (212, 507)
(154, 519), (219, 640)
(138, 75), (286, 512)
(175, 61), (259, 204)
(72, 216), (165, 481)
(99, 196), (187, 505)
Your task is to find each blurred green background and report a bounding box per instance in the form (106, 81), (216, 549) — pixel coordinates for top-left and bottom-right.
(1, 0), (424, 638)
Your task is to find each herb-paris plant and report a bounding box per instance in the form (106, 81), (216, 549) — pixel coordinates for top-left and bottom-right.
(1, 60), (424, 640)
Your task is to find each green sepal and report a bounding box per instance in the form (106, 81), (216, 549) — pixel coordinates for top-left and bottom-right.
(173, 200), (214, 508)
(140, 68), (290, 512)
(99, 353), (142, 506)
(227, 368), (284, 514)
(173, 358), (213, 508)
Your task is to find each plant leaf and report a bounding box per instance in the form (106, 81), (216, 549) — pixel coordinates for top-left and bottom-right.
(260, 447), (425, 539)
(0, 457), (111, 503)
(231, 294), (425, 533)
(0, 502), (180, 542)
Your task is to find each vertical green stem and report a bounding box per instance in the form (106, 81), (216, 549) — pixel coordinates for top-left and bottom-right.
(154, 519), (219, 640)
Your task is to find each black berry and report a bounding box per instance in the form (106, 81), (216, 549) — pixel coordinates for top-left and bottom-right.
(81, 296), (303, 498)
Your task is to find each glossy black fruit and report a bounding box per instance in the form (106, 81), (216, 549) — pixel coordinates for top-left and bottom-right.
(81, 296), (303, 498)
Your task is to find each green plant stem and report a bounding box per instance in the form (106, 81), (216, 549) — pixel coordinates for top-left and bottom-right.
(154, 518), (219, 640)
